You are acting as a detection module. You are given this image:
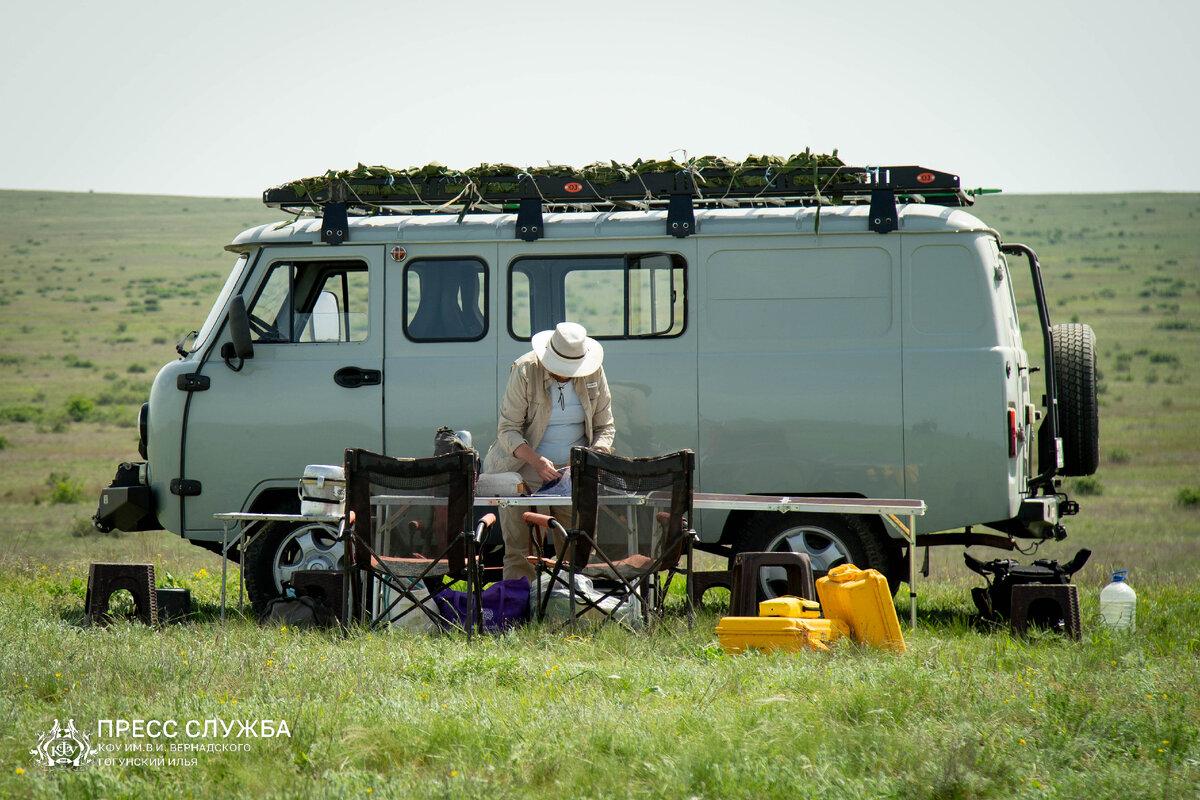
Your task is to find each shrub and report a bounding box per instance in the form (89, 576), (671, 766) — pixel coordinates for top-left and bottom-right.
(1072, 476), (1103, 496)
(0, 436), (8, 450)
(0, 404), (43, 423)
(1107, 447), (1131, 464)
(1178, 487), (1200, 508)
(65, 396), (95, 422)
(71, 515), (121, 538)
(62, 354), (95, 369)
(127, 364), (147, 374)
(46, 473), (85, 504)
(36, 412), (69, 434)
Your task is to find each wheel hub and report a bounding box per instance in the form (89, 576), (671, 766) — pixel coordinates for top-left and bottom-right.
(761, 524), (851, 597)
(271, 523), (344, 593)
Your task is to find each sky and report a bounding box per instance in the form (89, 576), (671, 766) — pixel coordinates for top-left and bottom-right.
(2, 0), (1198, 198)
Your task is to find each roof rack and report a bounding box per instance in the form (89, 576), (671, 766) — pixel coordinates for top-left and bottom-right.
(262, 165), (981, 244)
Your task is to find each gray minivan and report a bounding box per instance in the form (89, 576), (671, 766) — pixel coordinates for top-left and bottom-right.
(95, 164), (1098, 610)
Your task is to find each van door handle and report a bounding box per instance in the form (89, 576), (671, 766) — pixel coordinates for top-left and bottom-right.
(334, 367), (382, 388)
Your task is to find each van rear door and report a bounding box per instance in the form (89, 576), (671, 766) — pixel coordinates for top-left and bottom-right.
(179, 245), (384, 532)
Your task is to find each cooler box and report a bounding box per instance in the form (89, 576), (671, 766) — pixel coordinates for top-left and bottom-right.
(816, 564), (906, 653)
(298, 465), (345, 517)
(716, 616), (847, 653)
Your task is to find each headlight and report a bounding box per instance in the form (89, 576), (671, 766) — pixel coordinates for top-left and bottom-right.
(138, 403), (149, 460)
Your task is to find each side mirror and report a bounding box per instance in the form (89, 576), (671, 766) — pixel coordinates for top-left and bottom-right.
(221, 295), (254, 369)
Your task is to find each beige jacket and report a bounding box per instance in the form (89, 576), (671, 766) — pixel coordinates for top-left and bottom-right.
(482, 350), (615, 474)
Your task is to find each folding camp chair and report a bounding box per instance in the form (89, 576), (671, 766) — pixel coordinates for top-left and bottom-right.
(342, 448), (492, 636)
(525, 447), (696, 629)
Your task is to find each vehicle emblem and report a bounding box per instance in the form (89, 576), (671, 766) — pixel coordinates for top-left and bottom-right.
(389, 246), (407, 262)
(564, 182), (583, 193)
(917, 172), (935, 184)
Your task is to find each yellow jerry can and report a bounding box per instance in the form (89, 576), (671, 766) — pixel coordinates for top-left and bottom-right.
(815, 564), (906, 653)
(758, 596), (821, 618)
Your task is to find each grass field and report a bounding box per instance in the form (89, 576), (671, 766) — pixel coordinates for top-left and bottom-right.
(1, 189), (1198, 798)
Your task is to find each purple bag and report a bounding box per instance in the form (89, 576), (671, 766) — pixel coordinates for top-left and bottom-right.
(435, 578), (529, 632)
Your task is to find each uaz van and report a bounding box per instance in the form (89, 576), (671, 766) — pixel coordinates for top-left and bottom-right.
(94, 161), (1099, 610)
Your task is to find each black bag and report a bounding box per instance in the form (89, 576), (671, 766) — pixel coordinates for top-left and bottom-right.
(964, 549), (1090, 621)
(434, 426), (471, 457)
(261, 595), (339, 628)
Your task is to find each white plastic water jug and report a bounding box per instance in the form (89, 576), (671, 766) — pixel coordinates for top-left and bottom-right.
(1099, 570), (1136, 631)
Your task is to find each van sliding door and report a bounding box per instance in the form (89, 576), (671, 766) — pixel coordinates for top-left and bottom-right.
(382, 245), (498, 458)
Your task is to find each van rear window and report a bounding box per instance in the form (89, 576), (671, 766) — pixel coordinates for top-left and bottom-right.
(509, 253), (686, 340)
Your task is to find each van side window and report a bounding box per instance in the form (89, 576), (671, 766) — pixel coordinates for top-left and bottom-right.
(509, 253), (686, 340)
(246, 260), (369, 343)
(404, 258), (488, 342)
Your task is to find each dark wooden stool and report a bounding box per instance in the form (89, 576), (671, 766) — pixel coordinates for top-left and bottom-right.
(86, 563), (157, 625)
(1010, 584), (1081, 640)
(291, 570), (345, 622)
(729, 552), (816, 616)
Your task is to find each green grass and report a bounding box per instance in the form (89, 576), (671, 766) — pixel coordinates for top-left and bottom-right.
(2, 189), (1200, 796)
(2, 565), (1198, 799)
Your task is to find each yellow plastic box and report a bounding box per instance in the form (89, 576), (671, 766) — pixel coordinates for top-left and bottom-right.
(715, 616), (848, 653)
(815, 564), (906, 653)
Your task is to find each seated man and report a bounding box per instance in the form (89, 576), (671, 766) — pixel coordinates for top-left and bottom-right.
(481, 322), (615, 582)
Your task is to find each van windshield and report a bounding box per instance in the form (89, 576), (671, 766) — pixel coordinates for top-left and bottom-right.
(190, 254), (248, 353)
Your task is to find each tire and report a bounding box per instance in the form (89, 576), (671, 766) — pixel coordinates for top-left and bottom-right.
(243, 521), (344, 613)
(730, 512), (901, 601)
(1051, 322), (1099, 476)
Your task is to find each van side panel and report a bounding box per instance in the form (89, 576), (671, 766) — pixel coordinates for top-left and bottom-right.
(901, 236), (1025, 532)
(697, 242), (905, 539)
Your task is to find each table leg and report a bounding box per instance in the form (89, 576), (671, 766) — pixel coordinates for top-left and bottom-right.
(220, 521), (230, 622)
(909, 514), (917, 629)
(238, 523), (245, 612)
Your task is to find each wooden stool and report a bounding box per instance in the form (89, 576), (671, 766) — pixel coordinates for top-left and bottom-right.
(86, 563), (157, 625)
(1010, 584), (1081, 640)
(729, 552), (816, 617)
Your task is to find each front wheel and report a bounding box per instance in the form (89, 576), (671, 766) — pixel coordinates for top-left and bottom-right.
(243, 521), (344, 613)
(730, 512), (900, 601)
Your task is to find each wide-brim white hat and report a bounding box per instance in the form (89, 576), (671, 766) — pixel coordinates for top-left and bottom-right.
(532, 322), (604, 378)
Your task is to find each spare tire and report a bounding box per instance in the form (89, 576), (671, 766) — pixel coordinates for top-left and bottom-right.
(1051, 322), (1099, 476)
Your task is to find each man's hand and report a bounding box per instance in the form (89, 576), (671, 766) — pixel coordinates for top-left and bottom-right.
(514, 443), (561, 483)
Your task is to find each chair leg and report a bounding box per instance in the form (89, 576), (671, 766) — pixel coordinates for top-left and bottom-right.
(685, 534), (696, 629)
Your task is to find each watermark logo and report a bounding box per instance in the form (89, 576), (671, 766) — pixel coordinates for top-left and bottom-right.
(29, 719), (99, 768)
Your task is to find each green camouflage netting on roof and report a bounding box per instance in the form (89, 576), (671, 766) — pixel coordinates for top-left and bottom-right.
(279, 151), (853, 201)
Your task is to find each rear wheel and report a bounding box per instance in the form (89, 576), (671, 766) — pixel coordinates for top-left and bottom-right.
(730, 512), (901, 600)
(243, 521), (344, 613)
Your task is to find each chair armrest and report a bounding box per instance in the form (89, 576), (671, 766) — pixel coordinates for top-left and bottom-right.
(473, 513), (496, 544)
(522, 511), (553, 528)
